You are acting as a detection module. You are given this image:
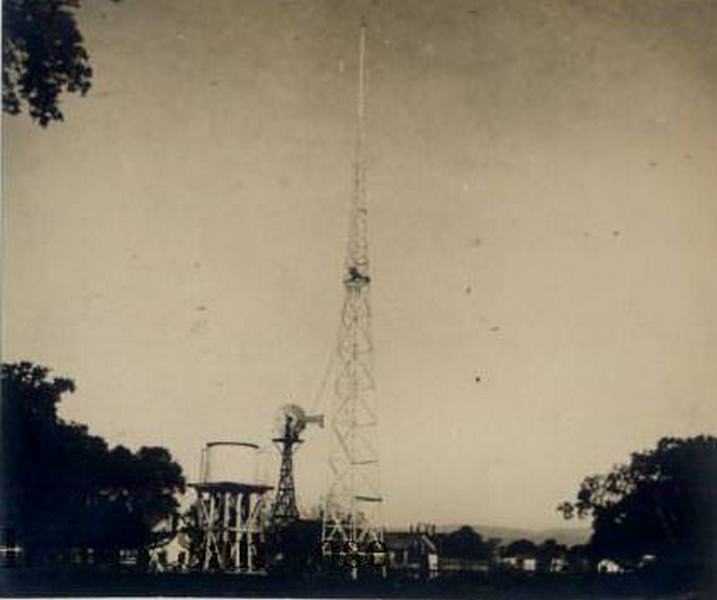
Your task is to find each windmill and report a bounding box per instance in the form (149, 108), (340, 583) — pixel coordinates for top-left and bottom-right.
(271, 403), (324, 527)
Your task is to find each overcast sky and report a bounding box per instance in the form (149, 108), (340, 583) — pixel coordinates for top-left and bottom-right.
(4, 0), (717, 530)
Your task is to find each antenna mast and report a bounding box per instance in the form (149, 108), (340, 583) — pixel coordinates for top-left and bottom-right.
(321, 20), (385, 576)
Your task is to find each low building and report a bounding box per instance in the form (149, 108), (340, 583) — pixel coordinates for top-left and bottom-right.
(499, 555), (537, 572)
(597, 558), (625, 574)
(148, 535), (190, 573)
(549, 556), (569, 572)
(385, 530), (438, 579)
(0, 528), (23, 569)
(440, 556), (491, 573)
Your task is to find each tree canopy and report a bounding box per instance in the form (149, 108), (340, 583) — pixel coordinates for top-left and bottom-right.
(2, 0), (115, 126)
(1, 362), (184, 564)
(437, 526), (495, 561)
(502, 538), (537, 558)
(558, 436), (717, 573)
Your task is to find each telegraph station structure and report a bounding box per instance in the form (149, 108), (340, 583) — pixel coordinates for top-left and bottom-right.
(187, 21), (386, 578)
(189, 442), (273, 574)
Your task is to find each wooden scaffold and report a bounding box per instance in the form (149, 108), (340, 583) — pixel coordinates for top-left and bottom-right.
(189, 442), (272, 574)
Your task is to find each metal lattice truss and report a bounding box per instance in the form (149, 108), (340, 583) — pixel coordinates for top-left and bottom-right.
(271, 435), (301, 526)
(320, 21), (385, 567)
(193, 485), (270, 573)
(321, 281), (383, 553)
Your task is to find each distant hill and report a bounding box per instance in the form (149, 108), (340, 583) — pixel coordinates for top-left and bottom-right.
(434, 524), (590, 547)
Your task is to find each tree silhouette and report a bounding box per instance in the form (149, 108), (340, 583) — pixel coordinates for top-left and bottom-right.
(1, 362), (184, 565)
(536, 538), (567, 571)
(502, 538), (537, 558)
(266, 519), (323, 577)
(2, 0), (117, 126)
(438, 526), (494, 561)
(558, 436), (717, 574)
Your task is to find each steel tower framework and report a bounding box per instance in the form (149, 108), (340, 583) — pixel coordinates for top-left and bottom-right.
(270, 404), (324, 528)
(321, 21), (385, 572)
(270, 415), (302, 526)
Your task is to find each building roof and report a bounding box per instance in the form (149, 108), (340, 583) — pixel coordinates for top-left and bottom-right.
(385, 531), (437, 553)
(189, 481), (273, 493)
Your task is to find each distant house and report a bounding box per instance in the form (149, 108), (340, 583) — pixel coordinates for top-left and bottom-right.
(384, 530), (438, 578)
(522, 557), (537, 572)
(549, 556), (569, 572)
(0, 529), (23, 568)
(499, 539), (540, 573)
(434, 525), (497, 574)
(638, 554), (657, 569)
(565, 544), (594, 573)
(498, 555), (537, 572)
(148, 535), (189, 572)
(597, 558), (625, 574)
(439, 556), (491, 573)
(146, 517), (191, 572)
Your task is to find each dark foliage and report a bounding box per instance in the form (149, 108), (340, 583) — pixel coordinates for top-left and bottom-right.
(0, 362), (184, 564)
(2, 0), (116, 126)
(502, 538), (537, 558)
(266, 520), (323, 576)
(558, 436), (717, 573)
(437, 526), (495, 561)
(536, 538), (567, 565)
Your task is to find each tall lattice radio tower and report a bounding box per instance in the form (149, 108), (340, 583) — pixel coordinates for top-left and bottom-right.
(320, 21), (385, 573)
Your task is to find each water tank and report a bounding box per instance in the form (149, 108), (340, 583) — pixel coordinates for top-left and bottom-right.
(201, 441), (263, 487)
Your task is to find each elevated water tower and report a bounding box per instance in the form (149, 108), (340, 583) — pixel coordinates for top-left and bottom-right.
(189, 441), (273, 573)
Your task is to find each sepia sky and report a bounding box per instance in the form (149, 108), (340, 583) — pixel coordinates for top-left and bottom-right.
(3, 0), (717, 531)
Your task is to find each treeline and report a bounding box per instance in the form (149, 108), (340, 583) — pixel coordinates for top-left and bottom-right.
(1, 362), (185, 566)
(559, 434), (717, 577)
(3, 360), (716, 583)
(435, 526), (582, 569)
(437, 434), (716, 579)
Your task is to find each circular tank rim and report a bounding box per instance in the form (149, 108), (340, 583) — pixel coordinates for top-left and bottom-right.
(205, 441), (259, 449)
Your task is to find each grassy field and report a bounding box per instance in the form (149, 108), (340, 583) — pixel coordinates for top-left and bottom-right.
(0, 569), (713, 599)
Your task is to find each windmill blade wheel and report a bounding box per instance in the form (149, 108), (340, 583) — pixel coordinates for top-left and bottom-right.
(274, 403), (307, 438)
